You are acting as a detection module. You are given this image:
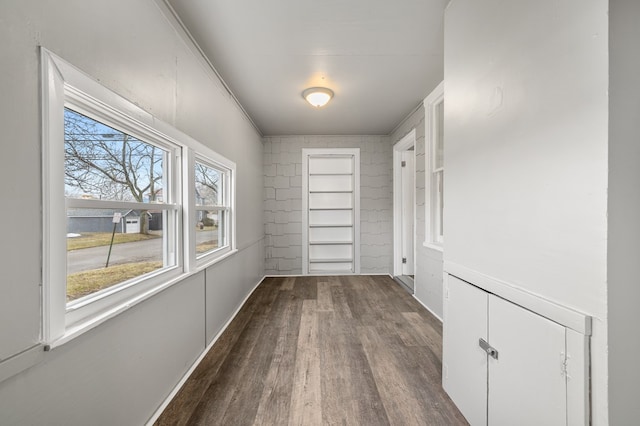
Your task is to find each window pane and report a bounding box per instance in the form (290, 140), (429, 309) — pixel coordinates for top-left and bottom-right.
(195, 162), (223, 206)
(434, 100), (444, 170)
(64, 108), (167, 203)
(196, 210), (227, 255)
(66, 208), (172, 303)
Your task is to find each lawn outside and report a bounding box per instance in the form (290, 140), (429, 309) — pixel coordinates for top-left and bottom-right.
(67, 261), (163, 302)
(66, 227), (218, 301)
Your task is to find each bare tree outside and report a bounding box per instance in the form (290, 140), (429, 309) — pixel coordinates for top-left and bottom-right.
(195, 162), (221, 228)
(64, 108), (165, 234)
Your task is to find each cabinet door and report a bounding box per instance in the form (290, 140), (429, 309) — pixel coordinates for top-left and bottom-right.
(443, 276), (488, 426)
(488, 295), (566, 426)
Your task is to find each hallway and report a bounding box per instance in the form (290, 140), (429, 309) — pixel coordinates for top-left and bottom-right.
(156, 276), (466, 425)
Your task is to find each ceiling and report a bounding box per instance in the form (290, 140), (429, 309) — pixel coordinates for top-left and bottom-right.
(166, 0), (447, 136)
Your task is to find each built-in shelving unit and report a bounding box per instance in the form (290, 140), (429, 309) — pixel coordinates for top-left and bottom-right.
(302, 148), (360, 275)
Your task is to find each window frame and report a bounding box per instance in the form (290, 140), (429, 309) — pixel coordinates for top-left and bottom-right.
(41, 48), (236, 347)
(423, 81), (445, 251)
(189, 155), (235, 268)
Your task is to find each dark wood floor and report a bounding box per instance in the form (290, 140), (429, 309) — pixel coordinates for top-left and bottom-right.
(155, 275), (467, 426)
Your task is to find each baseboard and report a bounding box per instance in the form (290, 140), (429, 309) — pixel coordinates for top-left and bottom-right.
(263, 273), (392, 278)
(412, 294), (443, 323)
(145, 274), (267, 425)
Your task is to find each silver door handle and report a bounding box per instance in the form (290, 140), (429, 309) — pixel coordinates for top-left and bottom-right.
(479, 338), (499, 360)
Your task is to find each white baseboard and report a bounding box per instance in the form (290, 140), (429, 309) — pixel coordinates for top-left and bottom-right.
(145, 275), (267, 425)
(412, 294), (443, 323)
(263, 273), (392, 278)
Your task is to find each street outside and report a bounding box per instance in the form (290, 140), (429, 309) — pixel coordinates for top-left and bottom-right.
(67, 230), (217, 274)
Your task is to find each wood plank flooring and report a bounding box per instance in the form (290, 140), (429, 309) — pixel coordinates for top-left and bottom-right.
(155, 275), (468, 426)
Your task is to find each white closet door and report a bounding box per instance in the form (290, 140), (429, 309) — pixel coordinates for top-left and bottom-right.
(488, 295), (567, 426)
(303, 149), (360, 275)
(443, 276), (488, 426)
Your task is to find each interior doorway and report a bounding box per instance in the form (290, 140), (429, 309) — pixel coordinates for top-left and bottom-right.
(393, 129), (416, 292)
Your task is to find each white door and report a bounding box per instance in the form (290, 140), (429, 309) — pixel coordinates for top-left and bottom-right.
(443, 275), (489, 426)
(400, 151), (415, 276)
(302, 149), (360, 275)
(488, 295), (567, 426)
(125, 217), (140, 234)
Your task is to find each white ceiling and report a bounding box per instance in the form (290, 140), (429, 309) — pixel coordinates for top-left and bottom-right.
(166, 0), (447, 136)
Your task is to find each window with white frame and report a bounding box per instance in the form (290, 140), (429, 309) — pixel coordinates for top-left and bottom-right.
(42, 49), (236, 346)
(64, 108), (180, 305)
(424, 81), (445, 248)
(194, 159), (231, 259)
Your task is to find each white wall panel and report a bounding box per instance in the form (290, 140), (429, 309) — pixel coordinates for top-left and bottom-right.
(444, 0), (608, 422)
(0, 273), (205, 426)
(0, 0), (264, 423)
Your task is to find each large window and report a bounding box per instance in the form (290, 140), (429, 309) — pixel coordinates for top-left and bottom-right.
(424, 81), (445, 249)
(64, 108), (179, 305)
(42, 49), (236, 346)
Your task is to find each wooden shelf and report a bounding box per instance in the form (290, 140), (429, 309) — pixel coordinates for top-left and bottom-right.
(309, 173), (353, 176)
(309, 258), (353, 263)
(309, 241), (353, 245)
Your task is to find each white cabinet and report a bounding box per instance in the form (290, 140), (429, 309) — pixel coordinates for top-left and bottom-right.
(302, 149), (360, 274)
(443, 275), (589, 426)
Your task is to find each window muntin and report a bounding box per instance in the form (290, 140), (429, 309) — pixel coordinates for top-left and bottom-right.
(424, 81), (444, 249)
(432, 99), (444, 243)
(194, 160), (231, 259)
(63, 108), (179, 307)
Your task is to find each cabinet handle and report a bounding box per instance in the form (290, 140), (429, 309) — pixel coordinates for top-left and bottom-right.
(479, 338), (499, 360)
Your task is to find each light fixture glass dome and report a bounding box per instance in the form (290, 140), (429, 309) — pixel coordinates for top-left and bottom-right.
(302, 87), (334, 107)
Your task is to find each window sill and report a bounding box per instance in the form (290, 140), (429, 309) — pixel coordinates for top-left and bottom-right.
(48, 248), (238, 350)
(423, 241), (444, 252)
(195, 248), (238, 272)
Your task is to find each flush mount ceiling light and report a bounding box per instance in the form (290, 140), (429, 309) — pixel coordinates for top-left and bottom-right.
(302, 87), (334, 108)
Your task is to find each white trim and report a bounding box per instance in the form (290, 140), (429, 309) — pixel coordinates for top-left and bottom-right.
(423, 241), (444, 252)
(41, 49), (67, 343)
(423, 81), (445, 248)
(301, 152), (309, 274)
(145, 274), (267, 426)
(66, 199), (178, 211)
(566, 329), (590, 426)
(152, 0), (263, 137)
(412, 294), (443, 322)
(263, 273), (392, 278)
(392, 129), (416, 278)
(444, 261), (592, 335)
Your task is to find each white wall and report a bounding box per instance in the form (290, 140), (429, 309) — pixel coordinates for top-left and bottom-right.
(0, 1), (264, 424)
(389, 105), (445, 319)
(608, 0), (640, 423)
(263, 135), (393, 275)
(445, 0), (609, 423)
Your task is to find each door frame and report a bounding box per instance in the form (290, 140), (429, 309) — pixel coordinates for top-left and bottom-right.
(393, 129), (417, 279)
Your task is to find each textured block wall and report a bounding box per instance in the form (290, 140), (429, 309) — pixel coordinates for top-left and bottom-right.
(263, 135), (393, 275)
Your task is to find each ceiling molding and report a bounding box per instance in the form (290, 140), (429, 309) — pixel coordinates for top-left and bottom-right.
(153, 0), (263, 137)
(388, 101), (424, 139)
